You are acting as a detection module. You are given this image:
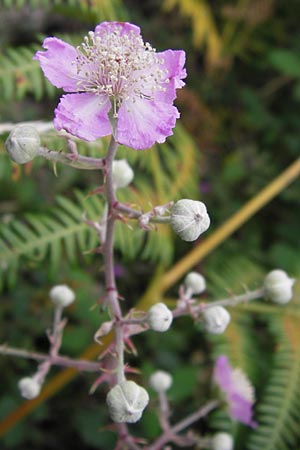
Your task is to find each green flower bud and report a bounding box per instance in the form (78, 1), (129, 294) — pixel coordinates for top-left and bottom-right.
(112, 159), (134, 188)
(170, 199), (210, 242)
(264, 269), (295, 304)
(211, 432), (234, 450)
(184, 271), (206, 294)
(18, 377), (41, 400)
(147, 302), (173, 332)
(203, 306), (230, 334)
(149, 370), (173, 392)
(5, 125), (40, 164)
(106, 380), (149, 423)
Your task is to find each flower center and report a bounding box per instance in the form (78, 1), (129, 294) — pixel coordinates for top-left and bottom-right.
(73, 25), (168, 116)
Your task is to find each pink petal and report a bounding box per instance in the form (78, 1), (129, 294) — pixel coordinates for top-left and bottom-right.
(117, 98), (179, 150)
(54, 93), (112, 141)
(95, 21), (141, 37)
(159, 49), (187, 88)
(213, 355), (233, 391)
(229, 393), (257, 428)
(33, 37), (78, 92)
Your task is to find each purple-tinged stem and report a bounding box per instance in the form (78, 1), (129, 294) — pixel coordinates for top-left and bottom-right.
(103, 136), (125, 384)
(148, 400), (219, 450)
(37, 147), (105, 170)
(0, 344), (100, 372)
(173, 287), (265, 318)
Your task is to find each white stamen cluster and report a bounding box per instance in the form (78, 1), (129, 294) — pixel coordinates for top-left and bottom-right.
(231, 368), (255, 402)
(74, 25), (168, 116)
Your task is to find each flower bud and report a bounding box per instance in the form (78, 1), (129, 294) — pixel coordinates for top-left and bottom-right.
(112, 159), (134, 188)
(203, 306), (230, 334)
(170, 199), (210, 242)
(106, 380), (149, 423)
(49, 284), (75, 308)
(184, 272), (206, 294)
(5, 125), (40, 164)
(149, 370), (173, 392)
(211, 432), (234, 450)
(147, 303), (173, 332)
(264, 269), (295, 304)
(18, 377), (41, 400)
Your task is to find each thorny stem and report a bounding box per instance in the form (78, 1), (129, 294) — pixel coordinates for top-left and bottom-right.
(37, 146), (105, 170)
(103, 136), (125, 384)
(148, 400), (220, 450)
(116, 423), (143, 450)
(0, 344), (100, 372)
(173, 287), (265, 318)
(115, 202), (172, 224)
(158, 390), (172, 432)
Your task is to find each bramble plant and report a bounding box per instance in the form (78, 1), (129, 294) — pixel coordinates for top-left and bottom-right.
(1, 20), (297, 450)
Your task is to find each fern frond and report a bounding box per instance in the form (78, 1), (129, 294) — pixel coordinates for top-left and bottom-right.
(2, 0), (127, 20)
(247, 307), (300, 450)
(0, 192), (100, 288)
(0, 45), (56, 100)
(162, 0), (223, 68)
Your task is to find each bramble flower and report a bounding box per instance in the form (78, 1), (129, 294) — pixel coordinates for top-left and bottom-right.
(213, 355), (257, 428)
(34, 22), (186, 150)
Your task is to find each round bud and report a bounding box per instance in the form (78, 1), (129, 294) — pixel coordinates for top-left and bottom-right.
(18, 377), (41, 400)
(264, 269), (295, 304)
(203, 306), (230, 334)
(112, 159), (134, 188)
(211, 432), (234, 450)
(147, 303), (173, 332)
(106, 380), (149, 423)
(5, 125), (40, 164)
(149, 370), (173, 392)
(49, 284), (75, 308)
(184, 272), (206, 294)
(170, 199), (210, 242)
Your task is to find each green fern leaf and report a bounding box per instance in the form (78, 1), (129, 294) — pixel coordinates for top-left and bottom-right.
(246, 308), (300, 450)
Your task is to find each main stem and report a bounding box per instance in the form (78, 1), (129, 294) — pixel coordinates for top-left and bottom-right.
(103, 136), (125, 384)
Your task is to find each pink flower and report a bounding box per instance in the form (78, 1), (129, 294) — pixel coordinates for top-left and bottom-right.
(213, 355), (257, 428)
(34, 22), (186, 150)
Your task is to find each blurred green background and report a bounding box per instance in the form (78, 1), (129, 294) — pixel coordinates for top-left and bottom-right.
(0, 1), (300, 449)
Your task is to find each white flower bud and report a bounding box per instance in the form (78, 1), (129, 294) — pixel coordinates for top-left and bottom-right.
(49, 284), (75, 308)
(149, 370), (173, 392)
(184, 272), (206, 294)
(203, 306), (230, 334)
(112, 159), (134, 188)
(170, 199), (210, 242)
(5, 125), (40, 164)
(106, 380), (149, 423)
(18, 377), (41, 400)
(147, 303), (173, 332)
(264, 269), (295, 304)
(211, 432), (234, 450)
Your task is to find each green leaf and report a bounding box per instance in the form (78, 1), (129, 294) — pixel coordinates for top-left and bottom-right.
(268, 49), (300, 77)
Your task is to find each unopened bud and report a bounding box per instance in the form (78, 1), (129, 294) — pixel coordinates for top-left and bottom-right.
(211, 432), (234, 450)
(106, 380), (149, 423)
(49, 284), (75, 308)
(264, 269), (295, 304)
(170, 199), (210, 242)
(5, 125), (40, 164)
(203, 306), (230, 334)
(18, 377), (41, 400)
(147, 303), (173, 332)
(112, 159), (134, 188)
(149, 370), (173, 392)
(184, 272), (206, 294)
